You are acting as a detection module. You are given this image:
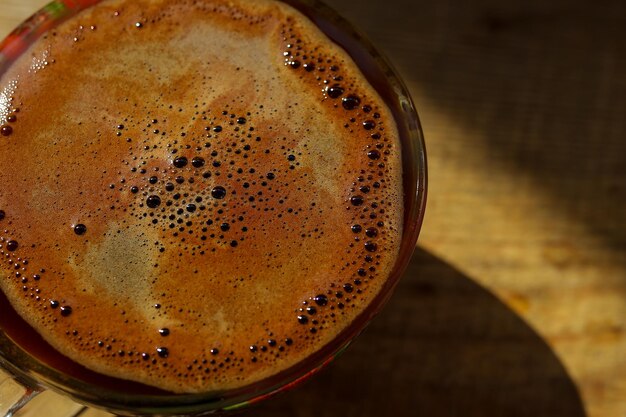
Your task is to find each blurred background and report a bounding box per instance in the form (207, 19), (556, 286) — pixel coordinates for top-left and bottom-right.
(1, 0), (625, 416)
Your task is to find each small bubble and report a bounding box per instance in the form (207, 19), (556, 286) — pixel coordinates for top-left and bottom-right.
(350, 196), (364, 206)
(210, 348), (219, 355)
(313, 294), (328, 306)
(364, 242), (378, 252)
(326, 85), (344, 98)
(367, 150), (381, 160)
(297, 315), (309, 324)
(1, 125), (13, 136)
(130, 186), (139, 194)
(73, 224), (87, 235)
(156, 347), (169, 358)
(237, 117), (246, 125)
(60, 306), (73, 316)
(149, 176), (158, 184)
(159, 328), (170, 336)
(342, 95), (360, 110)
(211, 186), (226, 199)
(50, 300), (59, 309)
(146, 195), (161, 208)
(173, 157), (188, 168)
(0, 210), (5, 220)
(363, 120), (376, 130)
(6, 240), (18, 251)
(192, 157), (205, 168)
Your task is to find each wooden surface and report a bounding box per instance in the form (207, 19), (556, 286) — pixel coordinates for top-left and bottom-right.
(2, 0), (625, 416)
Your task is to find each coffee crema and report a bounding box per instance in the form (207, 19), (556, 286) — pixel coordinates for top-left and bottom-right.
(0, 0), (403, 393)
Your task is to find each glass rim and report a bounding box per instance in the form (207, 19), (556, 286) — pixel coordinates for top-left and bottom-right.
(0, 0), (427, 414)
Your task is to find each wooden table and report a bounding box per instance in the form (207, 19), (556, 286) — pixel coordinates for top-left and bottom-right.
(1, 0), (625, 416)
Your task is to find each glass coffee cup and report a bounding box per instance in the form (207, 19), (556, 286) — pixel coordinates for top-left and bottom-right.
(0, 0), (427, 415)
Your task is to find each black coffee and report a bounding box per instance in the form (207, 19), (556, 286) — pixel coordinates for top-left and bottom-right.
(0, 0), (403, 393)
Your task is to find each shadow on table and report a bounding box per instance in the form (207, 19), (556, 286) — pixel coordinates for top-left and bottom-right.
(329, 0), (626, 260)
(239, 248), (586, 417)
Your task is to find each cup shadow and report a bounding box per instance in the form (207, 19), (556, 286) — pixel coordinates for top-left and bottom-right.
(238, 247), (586, 417)
(327, 0), (626, 259)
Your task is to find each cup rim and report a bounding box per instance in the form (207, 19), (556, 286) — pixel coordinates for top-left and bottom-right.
(0, 0), (427, 414)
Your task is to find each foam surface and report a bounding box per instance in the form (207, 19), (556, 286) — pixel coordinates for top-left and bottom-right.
(0, 0), (403, 393)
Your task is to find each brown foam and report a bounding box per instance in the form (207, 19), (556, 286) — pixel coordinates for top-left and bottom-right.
(0, 0), (403, 393)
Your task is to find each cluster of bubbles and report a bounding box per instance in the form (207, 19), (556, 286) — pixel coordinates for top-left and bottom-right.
(0, 225), (70, 318)
(109, 103), (325, 262)
(0, 112), (16, 137)
(86, 99), (322, 375)
(280, 22), (396, 339)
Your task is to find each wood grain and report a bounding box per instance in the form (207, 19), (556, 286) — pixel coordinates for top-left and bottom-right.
(1, 0), (625, 416)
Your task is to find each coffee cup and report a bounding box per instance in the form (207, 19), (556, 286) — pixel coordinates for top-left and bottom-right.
(0, 0), (426, 415)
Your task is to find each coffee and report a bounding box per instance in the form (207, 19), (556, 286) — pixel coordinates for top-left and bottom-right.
(0, 0), (403, 394)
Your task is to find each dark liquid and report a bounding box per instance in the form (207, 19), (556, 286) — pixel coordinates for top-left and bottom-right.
(0, 0), (420, 396)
